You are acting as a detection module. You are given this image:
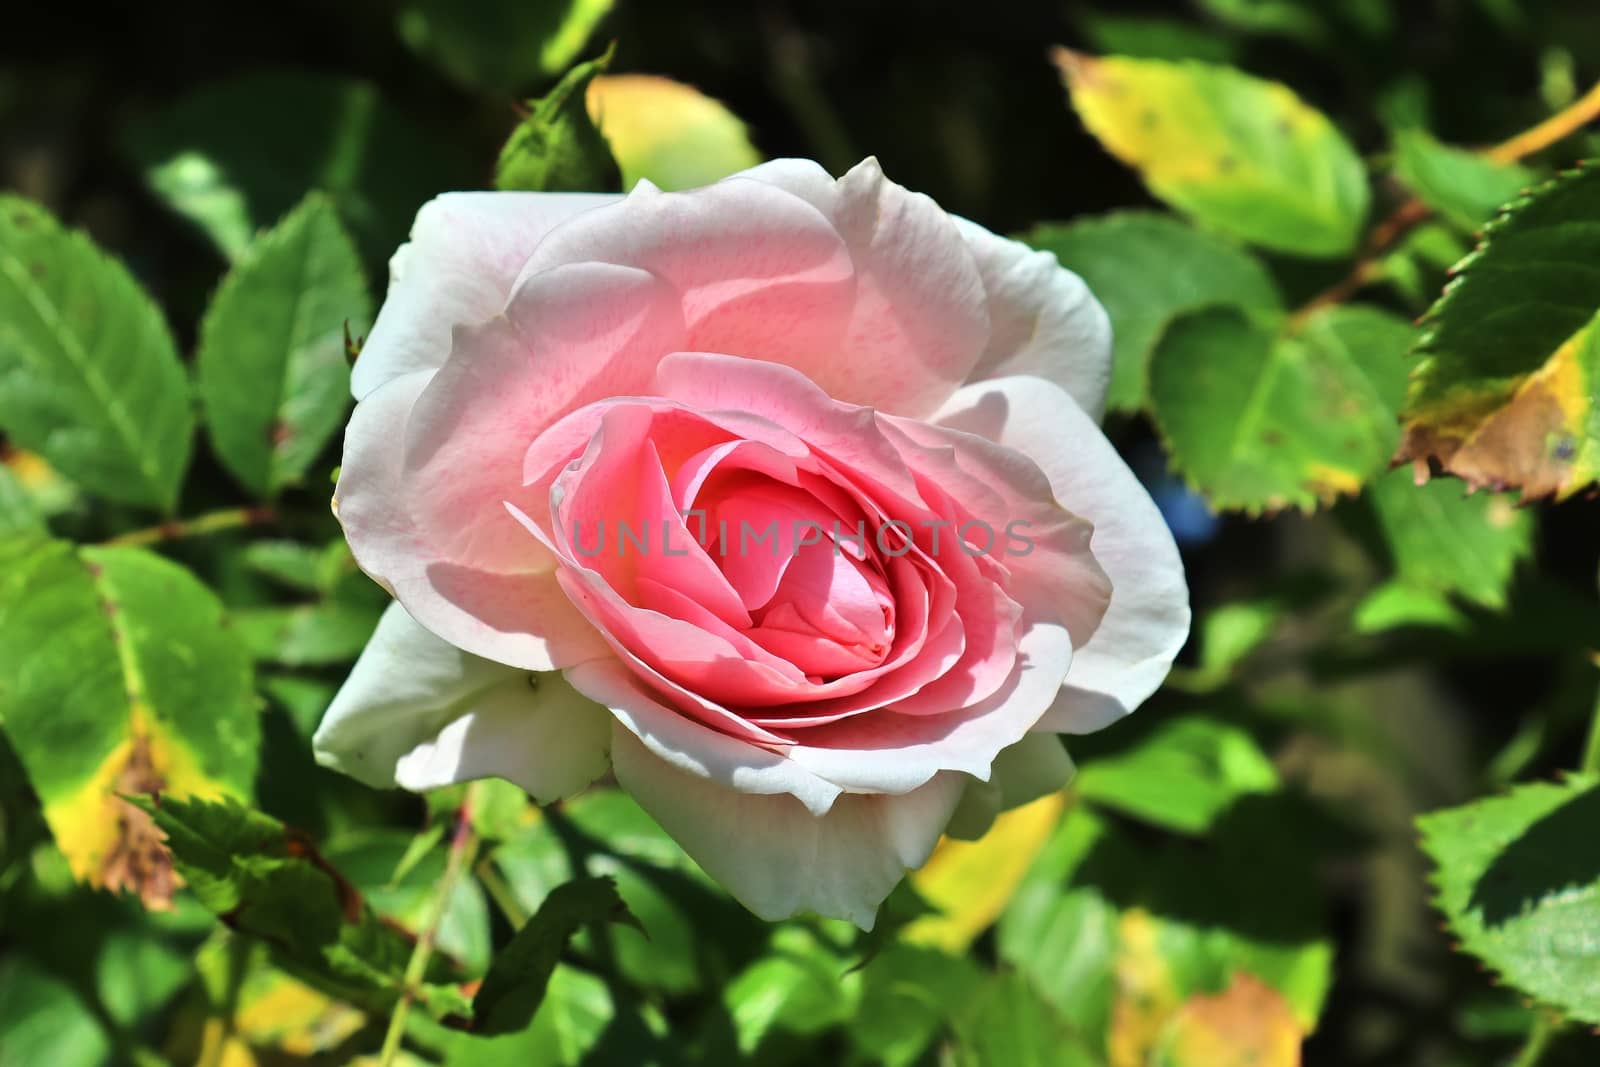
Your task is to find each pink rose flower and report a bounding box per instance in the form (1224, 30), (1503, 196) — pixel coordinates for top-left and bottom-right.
(313, 159), (1189, 926)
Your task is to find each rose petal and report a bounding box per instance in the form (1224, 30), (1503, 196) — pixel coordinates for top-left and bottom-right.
(351, 191), (618, 400)
(953, 216), (1112, 420)
(784, 621), (1073, 793)
(335, 372), (609, 671)
(394, 673), (612, 804)
(610, 722), (965, 928)
(314, 602), (610, 803)
(934, 376), (1191, 732)
(563, 658), (842, 816)
(736, 158), (993, 416)
(402, 261), (687, 573)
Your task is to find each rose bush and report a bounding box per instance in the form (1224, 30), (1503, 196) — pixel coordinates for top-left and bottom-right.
(312, 158), (1189, 926)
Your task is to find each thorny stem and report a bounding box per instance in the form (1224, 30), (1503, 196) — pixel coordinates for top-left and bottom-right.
(378, 785), (480, 1067)
(102, 506), (275, 548)
(1291, 80), (1600, 326)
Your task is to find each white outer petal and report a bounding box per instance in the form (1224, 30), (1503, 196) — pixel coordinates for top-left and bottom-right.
(562, 657), (844, 817)
(611, 723), (965, 928)
(314, 602), (611, 800)
(953, 216), (1112, 421)
(351, 191), (619, 400)
(934, 376), (1191, 733)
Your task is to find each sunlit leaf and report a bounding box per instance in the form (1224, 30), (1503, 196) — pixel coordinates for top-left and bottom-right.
(0, 956), (111, 1067)
(722, 924), (861, 1057)
(1150, 304), (1413, 512)
(1419, 775), (1600, 1024)
(1399, 167), (1600, 500)
(495, 48), (621, 194)
(196, 194), (371, 497)
(1365, 468), (1533, 609)
(848, 945), (986, 1067)
(999, 803), (1335, 1046)
(1055, 51), (1369, 256)
(0, 197), (192, 511)
(1076, 716), (1280, 835)
(0, 537), (257, 907)
(1351, 581), (1469, 634)
(1152, 973), (1303, 1067)
(233, 601), (383, 667)
(906, 791), (1068, 952)
(1024, 212), (1281, 411)
(951, 970), (1100, 1067)
(587, 74), (763, 192)
(1392, 128), (1536, 232)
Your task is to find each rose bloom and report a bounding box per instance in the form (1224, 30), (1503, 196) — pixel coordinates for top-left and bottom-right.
(313, 159), (1189, 926)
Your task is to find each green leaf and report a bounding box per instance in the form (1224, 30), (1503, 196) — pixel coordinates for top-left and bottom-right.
(1152, 974), (1303, 1067)
(136, 793), (462, 1017)
(588, 74), (763, 192)
(1076, 716), (1280, 835)
(1392, 128), (1537, 232)
(397, 0), (615, 94)
(999, 802), (1335, 1043)
(1399, 167), (1600, 500)
(495, 48), (622, 194)
(472, 875), (640, 1036)
(325, 830), (492, 974)
(1366, 467), (1534, 609)
(0, 197), (192, 511)
(438, 966), (626, 1067)
(1351, 581), (1469, 634)
(196, 195), (371, 497)
(0, 537), (257, 906)
(1077, 14), (1240, 64)
(1024, 212), (1281, 411)
(489, 791), (755, 997)
(1150, 304), (1413, 512)
(1055, 52), (1369, 257)
(950, 970), (1100, 1067)
(1419, 775), (1600, 1024)
(232, 600), (382, 667)
(0, 956), (111, 1067)
(848, 945), (986, 1067)
(722, 924), (862, 1057)
(0, 464), (43, 536)
(124, 72), (475, 263)
(242, 539), (333, 593)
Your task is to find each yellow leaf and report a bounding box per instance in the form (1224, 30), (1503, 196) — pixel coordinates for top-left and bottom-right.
(1108, 909), (1184, 1067)
(586, 74), (762, 192)
(904, 790), (1067, 952)
(1155, 973), (1304, 1067)
(1054, 50), (1367, 257)
(1400, 315), (1600, 501)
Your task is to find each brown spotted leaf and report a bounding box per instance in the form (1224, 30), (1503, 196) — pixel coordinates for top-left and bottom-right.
(0, 535), (258, 907)
(1054, 50), (1368, 257)
(1400, 165), (1600, 499)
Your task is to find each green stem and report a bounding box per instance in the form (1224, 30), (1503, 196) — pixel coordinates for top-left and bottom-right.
(1510, 1013), (1562, 1067)
(103, 506), (275, 548)
(378, 785), (480, 1067)
(476, 856), (530, 929)
(1580, 679), (1600, 775)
